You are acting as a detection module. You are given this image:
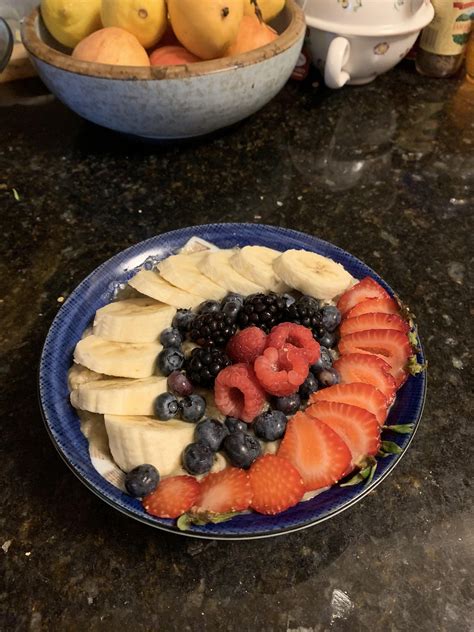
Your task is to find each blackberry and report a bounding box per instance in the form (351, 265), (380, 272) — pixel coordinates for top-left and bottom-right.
(285, 296), (323, 337)
(189, 311), (237, 347)
(238, 292), (287, 333)
(186, 347), (231, 388)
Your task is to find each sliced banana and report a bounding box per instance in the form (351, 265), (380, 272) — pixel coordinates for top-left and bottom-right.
(230, 246), (289, 293)
(74, 335), (162, 379)
(157, 253), (227, 301)
(93, 298), (176, 343)
(68, 364), (105, 391)
(197, 249), (265, 295)
(104, 415), (195, 476)
(71, 376), (168, 416)
(128, 269), (205, 309)
(273, 249), (354, 300)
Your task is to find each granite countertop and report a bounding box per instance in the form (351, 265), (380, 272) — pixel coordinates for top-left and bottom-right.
(1, 65), (473, 631)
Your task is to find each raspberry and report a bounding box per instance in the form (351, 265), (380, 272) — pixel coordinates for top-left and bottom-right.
(266, 322), (320, 365)
(226, 326), (267, 364)
(214, 363), (267, 423)
(254, 346), (309, 397)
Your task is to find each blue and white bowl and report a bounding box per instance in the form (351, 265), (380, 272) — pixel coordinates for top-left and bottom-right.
(39, 223), (426, 539)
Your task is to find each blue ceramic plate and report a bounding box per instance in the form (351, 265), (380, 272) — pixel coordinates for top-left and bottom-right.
(39, 224), (426, 539)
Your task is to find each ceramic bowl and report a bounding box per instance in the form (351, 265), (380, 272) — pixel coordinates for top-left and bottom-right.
(21, 3), (305, 140)
(299, 0), (434, 87)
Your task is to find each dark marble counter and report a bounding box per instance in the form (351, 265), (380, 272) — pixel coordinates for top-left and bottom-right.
(1, 64), (473, 632)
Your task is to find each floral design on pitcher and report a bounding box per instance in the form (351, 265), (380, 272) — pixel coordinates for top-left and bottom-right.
(394, 0), (405, 10)
(337, 0), (363, 11)
(374, 42), (390, 55)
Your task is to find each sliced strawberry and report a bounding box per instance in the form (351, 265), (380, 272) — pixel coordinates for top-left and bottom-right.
(307, 401), (380, 466)
(214, 363), (267, 423)
(266, 322), (320, 365)
(249, 454), (304, 515)
(340, 313), (409, 337)
(337, 277), (390, 317)
(309, 382), (388, 426)
(333, 353), (397, 403)
(345, 297), (399, 319)
(338, 329), (411, 387)
(278, 412), (352, 492)
(192, 468), (252, 514)
(226, 326), (267, 364)
(143, 475), (200, 519)
(254, 346), (309, 397)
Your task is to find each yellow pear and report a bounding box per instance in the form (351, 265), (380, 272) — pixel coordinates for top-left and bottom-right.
(101, 0), (168, 49)
(168, 0), (243, 60)
(243, 0), (285, 23)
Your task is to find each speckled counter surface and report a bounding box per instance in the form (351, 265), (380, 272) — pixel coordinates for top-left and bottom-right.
(0, 65), (473, 632)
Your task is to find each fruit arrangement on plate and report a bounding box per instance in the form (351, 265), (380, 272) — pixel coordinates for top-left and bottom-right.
(69, 239), (425, 529)
(40, 0), (284, 67)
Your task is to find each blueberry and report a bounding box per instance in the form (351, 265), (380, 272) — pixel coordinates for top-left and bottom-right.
(180, 394), (206, 423)
(221, 294), (243, 322)
(154, 392), (180, 420)
(125, 464), (160, 498)
(299, 373), (319, 400)
(272, 393), (301, 415)
(195, 418), (229, 451)
(318, 330), (338, 349)
(223, 431), (261, 469)
(198, 300), (221, 314)
(158, 347), (185, 376)
(318, 367), (340, 388)
(159, 327), (182, 348)
(321, 305), (341, 332)
(182, 442), (214, 475)
(253, 410), (287, 441)
(172, 309), (195, 334)
(225, 417), (248, 434)
(167, 371), (193, 397)
(310, 346), (333, 374)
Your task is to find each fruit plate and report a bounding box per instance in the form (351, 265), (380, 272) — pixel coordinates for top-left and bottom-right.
(39, 223), (426, 540)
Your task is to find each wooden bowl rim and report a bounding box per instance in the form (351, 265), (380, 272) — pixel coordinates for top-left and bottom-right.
(21, 2), (305, 81)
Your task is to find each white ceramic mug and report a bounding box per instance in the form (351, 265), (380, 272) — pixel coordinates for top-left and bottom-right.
(299, 0), (434, 88)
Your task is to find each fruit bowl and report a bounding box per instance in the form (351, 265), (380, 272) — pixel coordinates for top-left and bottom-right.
(39, 223), (426, 539)
(21, 2), (305, 140)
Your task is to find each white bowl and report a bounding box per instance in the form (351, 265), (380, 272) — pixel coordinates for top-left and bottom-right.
(299, 0), (434, 87)
(21, 3), (305, 139)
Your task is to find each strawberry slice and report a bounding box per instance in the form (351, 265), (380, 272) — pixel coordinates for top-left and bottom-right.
(337, 277), (390, 317)
(309, 382), (388, 426)
(254, 346), (309, 397)
(345, 297), (399, 319)
(307, 401), (381, 466)
(334, 353), (397, 403)
(278, 412), (352, 492)
(338, 329), (411, 387)
(214, 363), (267, 422)
(249, 455), (305, 515)
(340, 313), (409, 337)
(192, 468), (252, 515)
(143, 475), (200, 519)
(266, 322), (320, 365)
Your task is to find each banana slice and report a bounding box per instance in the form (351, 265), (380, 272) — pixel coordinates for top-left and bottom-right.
(230, 246), (289, 293)
(273, 249), (354, 300)
(71, 376), (168, 416)
(93, 298), (176, 343)
(128, 269), (205, 309)
(74, 335), (162, 378)
(68, 364), (105, 391)
(157, 253), (227, 301)
(104, 415), (195, 476)
(198, 249), (265, 295)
